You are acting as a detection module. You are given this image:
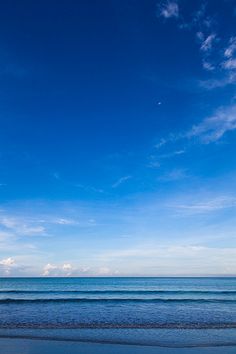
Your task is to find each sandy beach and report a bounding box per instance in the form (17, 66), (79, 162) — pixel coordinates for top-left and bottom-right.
(0, 338), (236, 354)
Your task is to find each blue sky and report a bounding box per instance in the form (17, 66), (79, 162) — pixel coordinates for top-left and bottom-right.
(0, 0), (236, 276)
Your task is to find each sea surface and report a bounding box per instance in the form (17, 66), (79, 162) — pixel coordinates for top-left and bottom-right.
(0, 277), (236, 348)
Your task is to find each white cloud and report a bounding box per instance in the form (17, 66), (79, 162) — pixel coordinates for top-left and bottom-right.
(187, 104), (236, 143)
(42, 263), (90, 276)
(0, 257), (15, 266)
(42, 263), (57, 276)
(42, 263), (73, 276)
(157, 1), (179, 19)
(112, 175), (132, 188)
(0, 257), (16, 275)
(62, 263), (72, 271)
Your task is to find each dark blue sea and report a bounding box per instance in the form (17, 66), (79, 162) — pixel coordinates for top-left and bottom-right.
(0, 277), (236, 348)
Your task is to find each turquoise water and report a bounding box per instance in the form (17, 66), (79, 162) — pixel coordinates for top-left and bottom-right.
(0, 277), (236, 347)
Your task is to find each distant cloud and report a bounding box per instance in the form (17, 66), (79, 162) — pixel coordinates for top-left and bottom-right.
(0, 257), (15, 266)
(112, 175), (132, 188)
(43, 263), (73, 276)
(42, 262), (90, 276)
(98, 266), (120, 276)
(102, 245), (236, 275)
(0, 257), (16, 275)
(157, 1), (179, 19)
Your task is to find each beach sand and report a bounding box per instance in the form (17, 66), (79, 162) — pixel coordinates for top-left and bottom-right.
(0, 338), (236, 354)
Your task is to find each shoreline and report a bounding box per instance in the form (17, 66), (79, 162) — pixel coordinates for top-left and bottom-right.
(0, 327), (236, 348)
(1, 338), (236, 354)
(0, 334), (236, 348)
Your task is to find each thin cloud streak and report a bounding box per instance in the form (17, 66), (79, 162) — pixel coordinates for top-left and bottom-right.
(169, 196), (236, 215)
(112, 175), (132, 188)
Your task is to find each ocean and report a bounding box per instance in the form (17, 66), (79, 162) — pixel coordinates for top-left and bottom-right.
(0, 277), (236, 348)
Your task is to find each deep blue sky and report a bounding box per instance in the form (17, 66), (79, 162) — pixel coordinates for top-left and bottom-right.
(0, 0), (236, 276)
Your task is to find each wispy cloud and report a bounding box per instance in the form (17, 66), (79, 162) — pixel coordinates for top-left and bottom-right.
(157, 1), (179, 19)
(102, 245), (236, 275)
(0, 216), (46, 236)
(155, 138), (167, 149)
(158, 168), (187, 182)
(157, 0), (236, 87)
(199, 72), (236, 89)
(112, 175), (132, 188)
(187, 104), (236, 143)
(75, 184), (104, 193)
(154, 102), (236, 151)
(222, 37), (236, 70)
(52, 218), (77, 225)
(0, 193), (236, 276)
(148, 149), (185, 169)
(201, 36), (236, 88)
(223, 58), (236, 70)
(224, 36), (236, 58)
(199, 33), (217, 53)
(157, 149), (185, 159)
(169, 196), (236, 215)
